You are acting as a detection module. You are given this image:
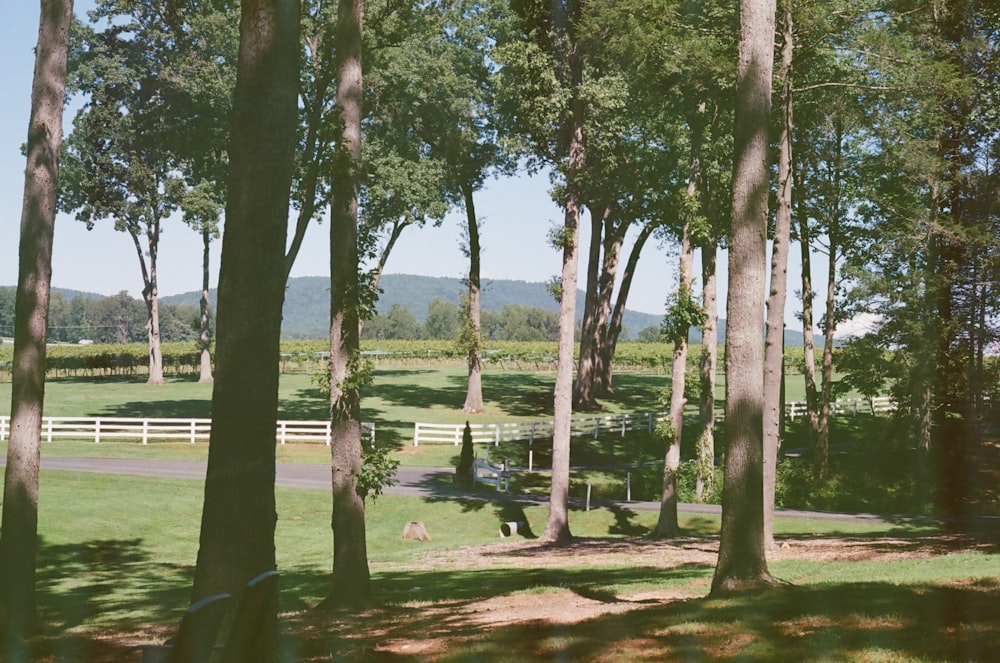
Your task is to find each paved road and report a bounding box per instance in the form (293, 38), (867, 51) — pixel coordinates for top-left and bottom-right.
(12, 456), (902, 524)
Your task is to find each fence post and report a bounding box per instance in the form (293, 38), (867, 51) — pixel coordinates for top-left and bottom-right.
(327, 420), (333, 446)
(455, 426), (461, 447)
(95, 418), (101, 444)
(190, 420), (197, 444)
(620, 415), (627, 437)
(142, 419), (149, 445)
(413, 423), (420, 447)
(278, 421), (286, 445)
(494, 425), (500, 447)
(593, 417), (599, 439)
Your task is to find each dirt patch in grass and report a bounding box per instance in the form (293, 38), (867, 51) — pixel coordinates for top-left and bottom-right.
(287, 529), (999, 661)
(25, 527), (1000, 662)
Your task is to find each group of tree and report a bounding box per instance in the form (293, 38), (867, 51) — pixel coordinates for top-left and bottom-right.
(0, 286), (204, 345)
(362, 299), (562, 342)
(4, 0), (1000, 659)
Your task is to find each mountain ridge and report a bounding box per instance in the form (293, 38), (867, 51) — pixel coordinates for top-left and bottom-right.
(161, 273), (666, 340)
(157, 273), (821, 346)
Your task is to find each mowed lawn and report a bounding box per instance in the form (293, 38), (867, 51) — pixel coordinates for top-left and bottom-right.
(4, 468), (998, 661)
(1, 368), (998, 660)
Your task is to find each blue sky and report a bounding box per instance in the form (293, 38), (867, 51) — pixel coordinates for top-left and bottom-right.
(3, 3), (825, 329)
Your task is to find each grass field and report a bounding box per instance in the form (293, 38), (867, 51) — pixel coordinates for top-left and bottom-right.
(9, 468), (1000, 661)
(2, 367), (999, 660)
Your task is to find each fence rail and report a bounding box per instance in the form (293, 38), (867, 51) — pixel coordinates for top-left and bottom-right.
(414, 411), (669, 448)
(0, 416), (374, 446)
(786, 396), (895, 420)
(413, 395), (897, 448)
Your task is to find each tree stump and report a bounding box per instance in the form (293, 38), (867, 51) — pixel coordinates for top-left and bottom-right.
(402, 521), (431, 542)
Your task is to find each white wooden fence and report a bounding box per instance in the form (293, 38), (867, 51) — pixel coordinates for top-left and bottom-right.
(0, 416), (375, 446)
(786, 396), (895, 420)
(413, 411), (669, 448)
(413, 395), (898, 448)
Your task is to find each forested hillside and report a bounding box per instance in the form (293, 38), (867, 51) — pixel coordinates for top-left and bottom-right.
(1, 275), (820, 345)
(0, 286), (200, 345)
(162, 273), (666, 340)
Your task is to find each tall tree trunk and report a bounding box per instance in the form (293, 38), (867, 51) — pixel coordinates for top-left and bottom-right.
(599, 221), (654, 393)
(654, 140), (700, 537)
(198, 226), (214, 383)
(763, 0), (794, 550)
(696, 241), (718, 502)
(461, 181), (485, 414)
(322, 0), (372, 611)
(193, 4), (298, 661)
(0, 2), (72, 656)
(541, 32), (584, 545)
(130, 224), (165, 385)
(593, 214), (623, 398)
(798, 194), (820, 449)
(817, 118), (848, 480)
(573, 203), (605, 411)
(144, 280), (164, 384)
(711, 0), (777, 596)
(816, 209), (838, 479)
(654, 228), (694, 537)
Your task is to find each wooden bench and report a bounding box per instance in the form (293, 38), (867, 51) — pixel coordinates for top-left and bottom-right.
(219, 570), (280, 663)
(139, 592), (231, 663)
(139, 570), (280, 663)
(473, 457), (511, 492)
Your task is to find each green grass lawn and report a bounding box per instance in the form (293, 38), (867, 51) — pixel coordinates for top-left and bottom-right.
(9, 468), (998, 661)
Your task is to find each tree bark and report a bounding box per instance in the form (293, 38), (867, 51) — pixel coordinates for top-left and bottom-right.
(599, 221), (653, 393)
(654, 142), (700, 538)
(193, 3), (298, 660)
(798, 190), (820, 451)
(198, 225), (214, 383)
(696, 241), (718, 502)
(0, 2), (72, 655)
(654, 231), (693, 537)
(542, 19), (584, 544)
(592, 213), (623, 398)
(461, 181), (485, 414)
(129, 223), (165, 385)
(711, 0), (777, 596)
(572, 203), (606, 411)
(763, 0), (794, 550)
(321, 0), (373, 611)
(817, 230), (836, 479)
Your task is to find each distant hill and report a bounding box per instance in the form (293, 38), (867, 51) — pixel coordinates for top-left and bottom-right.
(162, 273), (664, 339)
(52, 287), (105, 300)
(159, 273), (820, 345)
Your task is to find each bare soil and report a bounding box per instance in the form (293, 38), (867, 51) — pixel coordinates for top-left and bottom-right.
(285, 527), (998, 661)
(26, 526), (998, 661)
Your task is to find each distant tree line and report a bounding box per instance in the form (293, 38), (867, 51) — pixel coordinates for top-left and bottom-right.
(362, 297), (661, 343)
(0, 286), (202, 345)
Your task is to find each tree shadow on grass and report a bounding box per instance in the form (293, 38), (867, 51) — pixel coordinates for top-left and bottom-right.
(35, 536), (192, 632)
(287, 578), (1000, 662)
(97, 399), (212, 418)
(29, 536), (193, 661)
(367, 369), (470, 411)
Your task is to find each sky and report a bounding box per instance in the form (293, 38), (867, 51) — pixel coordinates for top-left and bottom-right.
(2, 3), (828, 331)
